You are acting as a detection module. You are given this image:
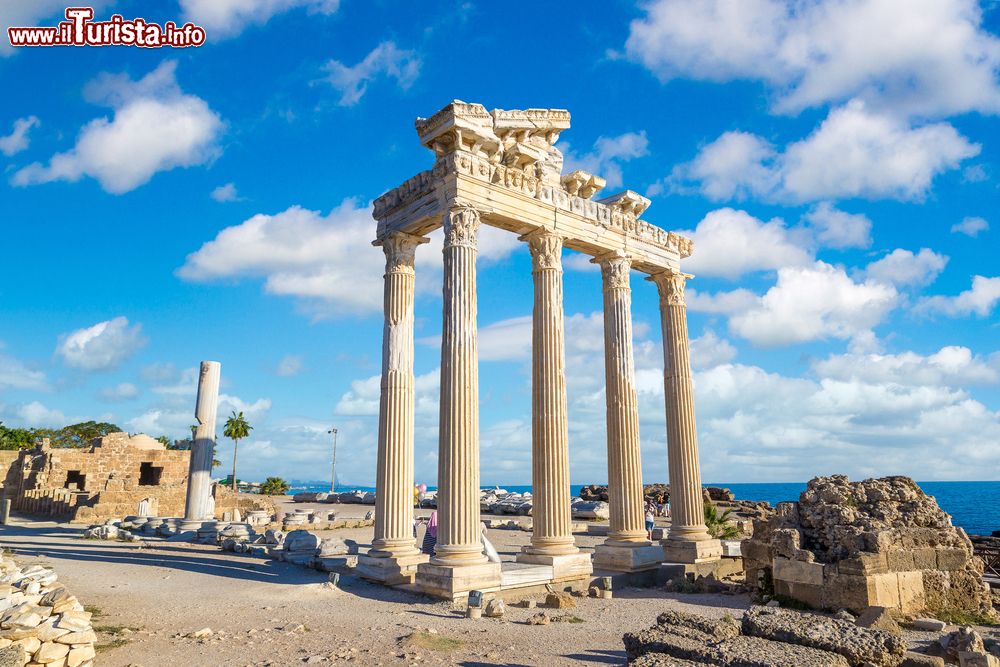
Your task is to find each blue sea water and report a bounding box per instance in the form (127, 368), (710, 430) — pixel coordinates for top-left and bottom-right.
(289, 480), (1000, 537)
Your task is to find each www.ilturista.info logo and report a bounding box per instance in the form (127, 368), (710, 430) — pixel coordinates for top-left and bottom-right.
(7, 7), (206, 49)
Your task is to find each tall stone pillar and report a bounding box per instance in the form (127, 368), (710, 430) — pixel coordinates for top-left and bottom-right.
(182, 361), (220, 531)
(358, 232), (430, 585)
(650, 270), (722, 563)
(416, 206), (501, 598)
(592, 252), (663, 572)
(516, 229), (592, 580)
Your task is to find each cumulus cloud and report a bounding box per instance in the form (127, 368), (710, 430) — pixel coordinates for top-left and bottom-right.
(275, 355), (303, 377)
(678, 208), (812, 279)
(625, 0), (1000, 117)
(15, 401), (70, 428)
(13, 61), (223, 194)
(670, 101), (979, 203)
(211, 182), (241, 202)
(726, 262), (899, 346)
(99, 382), (140, 402)
(951, 216), (989, 237)
(802, 202), (872, 249)
(320, 41), (421, 106)
(689, 330), (737, 369)
(560, 131), (650, 190)
(178, 199), (521, 318)
(0, 116), (39, 156)
(55, 317), (146, 372)
(917, 275), (1000, 317)
(865, 248), (949, 288)
(0, 346), (47, 391)
(179, 0), (339, 38)
(814, 346), (1000, 387)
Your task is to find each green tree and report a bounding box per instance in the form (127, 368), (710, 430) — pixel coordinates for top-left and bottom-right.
(0, 422), (36, 450)
(223, 411), (253, 492)
(50, 421), (120, 448)
(155, 435), (171, 447)
(259, 477), (290, 496)
(704, 502), (741, 540)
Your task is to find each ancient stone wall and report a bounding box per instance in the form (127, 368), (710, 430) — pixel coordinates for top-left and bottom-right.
(743, 475), (994, 617)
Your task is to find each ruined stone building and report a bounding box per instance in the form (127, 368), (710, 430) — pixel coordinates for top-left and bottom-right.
(1, 432), (191, 522)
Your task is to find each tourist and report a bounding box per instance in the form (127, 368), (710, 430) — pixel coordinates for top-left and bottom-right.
(645, 506), (655, 539)
(480, 522), (501, 563)
(421, 511), (438, 555)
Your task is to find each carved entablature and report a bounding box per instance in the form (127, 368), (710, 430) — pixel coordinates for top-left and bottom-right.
(374, 102), (695, 262)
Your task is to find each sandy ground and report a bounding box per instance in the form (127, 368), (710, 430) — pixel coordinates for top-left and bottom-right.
(0, 500), (750, 667)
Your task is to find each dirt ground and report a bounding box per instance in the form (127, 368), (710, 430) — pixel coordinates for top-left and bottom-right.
(0, 500), (751, 667)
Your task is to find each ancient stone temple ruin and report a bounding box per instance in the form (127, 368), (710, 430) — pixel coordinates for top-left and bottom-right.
(1, 432), (191, 522)
(743, 475), (994, 616)
(358, 101), (721, 599)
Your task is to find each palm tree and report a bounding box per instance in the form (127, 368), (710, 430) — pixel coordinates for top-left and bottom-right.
(223, 411), (253, 492)
(703, 502), (741, 540)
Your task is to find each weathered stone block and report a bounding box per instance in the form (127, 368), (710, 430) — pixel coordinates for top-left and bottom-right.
(936, 548), (969, 571)
(912, 548), (938, 570)
(887, 550), (915, 572)
(897, 570), (927, 614)
(837, 552), (888, 576)
(774, 557), (825, 586)
(870, 573), (902, 609)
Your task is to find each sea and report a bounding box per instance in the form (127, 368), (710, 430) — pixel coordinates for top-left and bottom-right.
(286, 480), (1000, 537)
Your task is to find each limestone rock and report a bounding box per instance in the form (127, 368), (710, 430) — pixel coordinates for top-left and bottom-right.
(34, 640), (69, 662)
(856, 607), (901, 635)
(900, 652), (945, 667)
(545, 592), (575, 609)
(188, 628), (212, 639)
(742, 606), (906, 667)
(911, 618), (947, 632)
(0, 645), (20, 667)
(526, 612), (549, 626)
(654, 610), (740, 642)
(484, 599), (505, 618)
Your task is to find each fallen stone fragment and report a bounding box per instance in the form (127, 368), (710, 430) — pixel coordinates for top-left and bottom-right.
(911, 618), (947, 632)
(656, 610), (741, 642)
(66, 644), (95, 667)
(856, 607), (901, 635)
(545, 592), (575, 609)
(282, 623), (305, 634)
(900, 652), (945, 667)
(34, 639), (69, 663)
(483, 599), (505, 618)
(188, 628), (213, 639)
(742, 606), (905, 667)
(526, 613), (550, 626)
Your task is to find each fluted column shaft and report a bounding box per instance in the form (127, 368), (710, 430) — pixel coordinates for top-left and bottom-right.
(371, 232), (426, 557)
(523, 230), (577, 556)
(184, 361), (220, 523)
(433, 207), (486, 566)
(596, 253), (649, 545)
(651, 270), (712, 543)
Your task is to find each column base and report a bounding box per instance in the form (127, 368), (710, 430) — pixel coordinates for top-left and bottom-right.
(414, 561), (502, 600)
(357, 552), (429, 586)
(516, 551), (593, 581)
(178, 519), (208, 532)
(593, 543), (664, 572)
(661, 537), (723, 564)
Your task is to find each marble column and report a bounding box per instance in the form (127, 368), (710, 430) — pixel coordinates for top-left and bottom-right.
(515, 230), (593, 579)
(592, 253), (662, 572)
(432, 206), (488, 567)
(650, 269), (722, 563)
(182, 361), (220, 530)
(359, 233), (431, 584)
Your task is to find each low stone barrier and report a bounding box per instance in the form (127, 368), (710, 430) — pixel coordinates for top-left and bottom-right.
(0, 552), (96, 667)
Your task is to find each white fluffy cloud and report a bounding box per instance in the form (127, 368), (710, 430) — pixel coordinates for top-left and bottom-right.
(917, 275), (1000, 317)
(320, 41), (421, 106)
(951, 216), (989, 237)
(99, 383), (140, 402)
(55, 317), (146, 372)
(0, 116), (39, 156)
(625, 0), (1000, 117)
(275, 355), (304, 377)
(179, 199), (522, 317)
(726, 262), (899, 346)
(865, 248), (949, 288)
(211, 182), (240, 202)
(814, 346), (1000, 387)
(679, 208), (812, 279)
(803, 202), (872, 250)
(671, 101), (979, 203)
(0, 345), (47, 391)
(179, 0), (339, 38)
(13, 61), (223, 194)
(560, 131), (650, 190)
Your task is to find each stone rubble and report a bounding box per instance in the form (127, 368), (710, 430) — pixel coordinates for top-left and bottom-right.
(0, 551), (96, 667)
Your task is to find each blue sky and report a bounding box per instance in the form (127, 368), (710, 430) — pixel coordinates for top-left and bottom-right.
(1, 0), (999, 487)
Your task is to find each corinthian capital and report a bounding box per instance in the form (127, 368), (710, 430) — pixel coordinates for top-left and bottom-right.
(443, 206), (481, 249)
(593, 252), (632, 291)
(381, 232), (427, 275)
(648, 269), (693, 306)
(521, 228), (563, 272)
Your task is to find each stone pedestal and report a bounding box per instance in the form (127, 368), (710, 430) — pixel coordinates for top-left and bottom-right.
(423, 206), (488, 584)
(365, 232), (429, 582)
(649, 270), (721, 564)
(592, 252), (653, 571)
(516, 230), (581, 566)
(594, 544), (667, 573)
(182, 361), (220, 531)
(415, 561), (502, 600)
(517, 552), (593, 581)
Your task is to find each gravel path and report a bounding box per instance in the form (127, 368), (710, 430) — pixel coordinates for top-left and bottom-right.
(0, 512), (752, 666)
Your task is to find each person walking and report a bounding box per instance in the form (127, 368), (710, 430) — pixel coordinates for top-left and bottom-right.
(420, 511), (438, 555)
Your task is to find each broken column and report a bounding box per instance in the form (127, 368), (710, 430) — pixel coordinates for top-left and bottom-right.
(181, 360), (220, 531)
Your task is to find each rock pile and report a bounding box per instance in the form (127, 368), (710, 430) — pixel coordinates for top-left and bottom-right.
(623, 606), (907, 666)
(743, 475), (994, 616)
(0, 552), (96, 667)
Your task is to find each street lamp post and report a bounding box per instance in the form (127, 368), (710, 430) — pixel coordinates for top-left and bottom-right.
(327, 428), (338, 494)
